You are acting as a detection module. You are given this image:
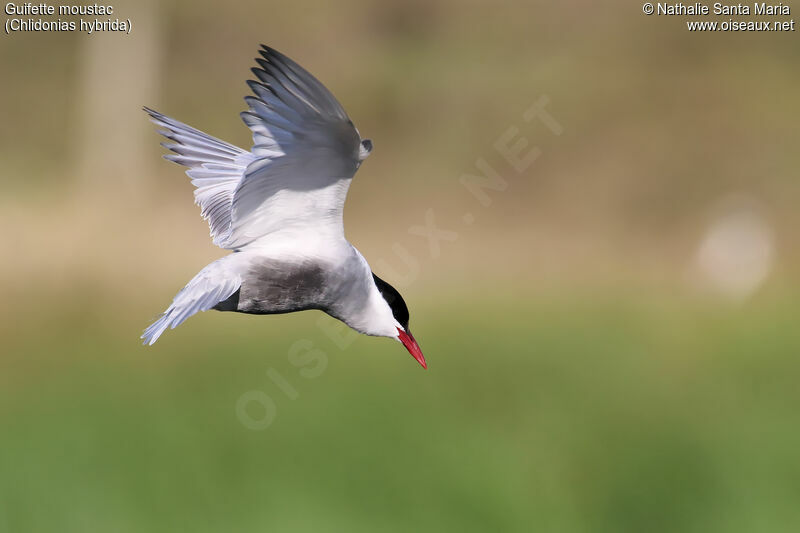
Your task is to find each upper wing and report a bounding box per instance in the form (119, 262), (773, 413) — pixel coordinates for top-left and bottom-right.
(226, 45), (364, 248)
(144, 107), (255, 248)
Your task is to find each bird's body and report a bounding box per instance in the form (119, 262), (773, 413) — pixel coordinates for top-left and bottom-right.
(142, 45), (426, 368)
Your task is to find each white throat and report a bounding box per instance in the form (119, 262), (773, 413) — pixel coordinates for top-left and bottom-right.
(341, 278), (400, 339)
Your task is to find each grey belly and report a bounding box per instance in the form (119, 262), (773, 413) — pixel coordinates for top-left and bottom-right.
(214, 259), (335, 315)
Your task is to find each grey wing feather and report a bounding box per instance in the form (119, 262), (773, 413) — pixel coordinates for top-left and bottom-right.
(144, 107), (255, 248)
(225, 46), (362, 248)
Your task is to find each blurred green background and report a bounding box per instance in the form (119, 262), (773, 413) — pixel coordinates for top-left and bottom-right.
(2, 1), (800, 531)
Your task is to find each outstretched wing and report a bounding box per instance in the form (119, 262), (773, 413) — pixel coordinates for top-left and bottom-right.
(226, 45), (364, 248)
(144, 107), (255, 248)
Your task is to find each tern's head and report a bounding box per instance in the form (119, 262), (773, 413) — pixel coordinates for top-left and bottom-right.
(370, 273), (426, 369)
(358, 138), (373, 161)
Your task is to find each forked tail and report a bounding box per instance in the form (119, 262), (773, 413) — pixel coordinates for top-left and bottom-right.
(142, 259), (242, 345)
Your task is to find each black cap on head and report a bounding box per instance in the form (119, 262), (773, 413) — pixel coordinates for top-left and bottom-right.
(372, 273), (409, 331)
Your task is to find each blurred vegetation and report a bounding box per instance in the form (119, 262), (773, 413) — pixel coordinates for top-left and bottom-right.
(1, 0), (799, 531)
(2, 290), (800, 532)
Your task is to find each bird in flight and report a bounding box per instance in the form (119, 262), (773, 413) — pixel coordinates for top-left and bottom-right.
(141, 45), (426, 369)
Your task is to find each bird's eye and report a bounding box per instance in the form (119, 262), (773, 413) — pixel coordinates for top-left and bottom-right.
(358, 139), (373, 161)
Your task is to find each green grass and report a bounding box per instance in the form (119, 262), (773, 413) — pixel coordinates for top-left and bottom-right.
(1, 289), (800, 532)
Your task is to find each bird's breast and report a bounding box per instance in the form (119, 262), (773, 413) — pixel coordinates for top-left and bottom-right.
(229, 257), (359, 315)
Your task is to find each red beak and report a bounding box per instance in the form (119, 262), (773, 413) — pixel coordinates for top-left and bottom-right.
(397, 328), (427, 369)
